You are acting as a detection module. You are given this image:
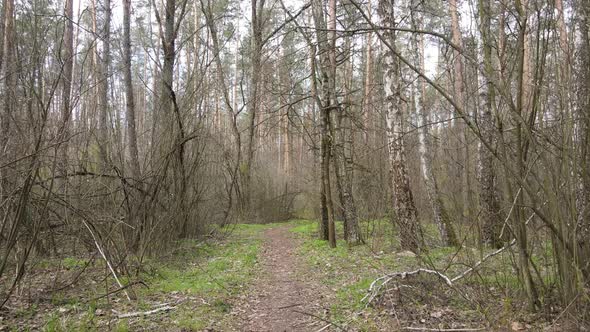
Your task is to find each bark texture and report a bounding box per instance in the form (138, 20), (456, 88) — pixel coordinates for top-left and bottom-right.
(378, 0), (422, 253)
(1, 0), (15, 153)
(576, 0), (590, 281)
(244, 0), (265, 213)
(449, 0), (472, 222)
(98, 0), (112, 167)
(312, 0), (336, 247)
(477, 0), (503, 248)
(123, 0), (141, 181)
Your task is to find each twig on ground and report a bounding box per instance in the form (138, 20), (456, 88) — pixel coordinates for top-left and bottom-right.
(402, 327), (485, 331)
(362, 232), (524, 307)
(117, 305), (175, 319)
(291, 308), (347, 331)
(402, 326), (485, 332)
(278, 303), (303, 309)
(548, 292), (582, 329)
(316, 323), (332, 332)
(362, 268), (454, 305)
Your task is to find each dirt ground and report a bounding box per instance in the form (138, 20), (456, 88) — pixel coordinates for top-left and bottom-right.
(235, 225), (332, 332)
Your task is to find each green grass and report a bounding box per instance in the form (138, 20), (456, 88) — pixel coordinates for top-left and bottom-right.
(38, 223), (267, 331)
(61, 257), (89, 269)
(41, 309), (98, 332)
(135, 225), (264, 329)
(33, 218), (551, 330)
(290, 219), (410, 328)
(289, 219), (317, 234)
(287, 218), (527, 330)
(336, 278), (373, 311)
(146, 240), (259, 295)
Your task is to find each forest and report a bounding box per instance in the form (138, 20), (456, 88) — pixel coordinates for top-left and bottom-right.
(0, 0), (589, 330)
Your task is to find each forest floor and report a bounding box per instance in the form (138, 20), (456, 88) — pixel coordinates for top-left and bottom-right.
(0, 220), (579, 331)
(237, 225), (331, 331)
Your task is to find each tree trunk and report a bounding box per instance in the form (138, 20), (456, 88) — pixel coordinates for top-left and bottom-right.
(477, 0), (503, 248)
(123, 0), (143, 248)
(60, 0), (74, 141)
(312, 0), (336, 247)
(123, 0), (141, 181)
(378, 0), (422, 253)
(55, 0), (74, 234)
(244, 0), (265, 214)
(309, 39), (329, 240)
(334, 19), (362, 246)
(159, 0), (189, 236)
(576, 0), (590, 282)
(513, 0), (539, 310)
(362, 0), (372, 144)
(448, 0), (472, 223)
(98, 0), (112, 168)
(326, 0), (337, 248)
(0, 0), (15, 153)
(0, 0), (6, 73)
(411, 2), (457, 247)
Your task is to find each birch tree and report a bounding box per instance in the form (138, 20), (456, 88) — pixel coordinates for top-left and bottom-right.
(411, 1), (457, 247)
(378, 0), (422, 253)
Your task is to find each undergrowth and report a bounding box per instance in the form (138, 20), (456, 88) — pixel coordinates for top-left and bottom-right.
(24, 223), (272, 331)
(6, 219), (566, 331)
(289, 218), (548, 331)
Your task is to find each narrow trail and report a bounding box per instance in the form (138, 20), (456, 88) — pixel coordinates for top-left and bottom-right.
(240, 225), (330, 332)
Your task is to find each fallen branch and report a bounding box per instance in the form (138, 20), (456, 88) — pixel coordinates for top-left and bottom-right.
(402, 327), (485, 331)
(316, 323), (332, 332)
(278, 303), (303, 309)
(362, 268), (453, 305)
(291, 309), (347, 331)
(363, 228), (526, 306)
(117, 305), (175, 319)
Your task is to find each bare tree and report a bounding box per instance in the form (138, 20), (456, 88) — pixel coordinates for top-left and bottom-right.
(123, 0), (141, 181)
(361, 0), (373, 144)
(311, 0), (336, 247)
(153, 0), (190, 235)
(378, 0), (422, 253)
(98, 0), (112, 167)
(476, 0), (503, 248)
(0, 0), (15, 153)
(411, 1), (457, 247)
(576, 0), (590, 281)
(331, 1), (362, 245)
(244, 0), (266, 213)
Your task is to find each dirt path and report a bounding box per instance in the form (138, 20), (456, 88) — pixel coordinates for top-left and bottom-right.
(238, 225), (329, 332)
